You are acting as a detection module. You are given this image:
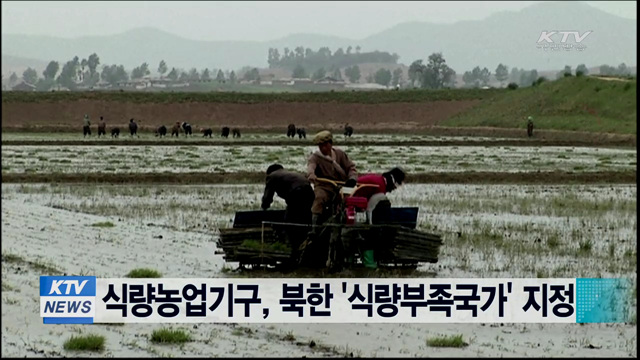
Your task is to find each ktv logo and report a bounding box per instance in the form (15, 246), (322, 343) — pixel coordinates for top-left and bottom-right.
(537, 31), (593, 44)
(536, 31), (592, 52)
(40, 276), (96, 324)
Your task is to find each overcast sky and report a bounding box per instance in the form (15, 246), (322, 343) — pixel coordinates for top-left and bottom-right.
(1, 1), (636, 41)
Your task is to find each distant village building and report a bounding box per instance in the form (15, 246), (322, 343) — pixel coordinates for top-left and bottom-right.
(272, 78), (295, 86)
(50, 84), (71, 92)
(258, 73), (276, 81)
(291, 78), (313, 85)
(94, 80), (112, 89)
(314, 76), (346, 85)
(116, 80), (135, 88)
(11, 81), (36, 92)
(168, 82), (190, 88)
(190, 78), (213, 83)
(150, 78), (172, 88)
(345, 83), (389, 90)
(115, 78), (151, 89)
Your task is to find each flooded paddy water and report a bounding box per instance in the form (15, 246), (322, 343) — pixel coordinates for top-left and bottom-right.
(2, 144), (635, 174)
(1, 131), (636, 357)
(2, 182), (636, 357)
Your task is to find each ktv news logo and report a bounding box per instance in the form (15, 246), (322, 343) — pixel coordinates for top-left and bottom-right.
(40, 276), (96, 324)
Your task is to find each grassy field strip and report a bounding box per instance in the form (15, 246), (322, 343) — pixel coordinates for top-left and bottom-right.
(444, 76), (637, 135)
(2, 145), (636, 175)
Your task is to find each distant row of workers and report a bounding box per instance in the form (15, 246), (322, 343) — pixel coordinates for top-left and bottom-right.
(81, 115), (356, 139)
(81, 115), (241, 138)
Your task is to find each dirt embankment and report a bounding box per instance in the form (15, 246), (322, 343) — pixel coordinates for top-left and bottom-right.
(1, 100), (480, 132)
(2, 171), (635, 185)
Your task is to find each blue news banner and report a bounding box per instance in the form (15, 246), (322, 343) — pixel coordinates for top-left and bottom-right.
(40, 277), (633, 324)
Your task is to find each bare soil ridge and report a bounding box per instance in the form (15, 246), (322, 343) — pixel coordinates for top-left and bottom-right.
(1, 100), (480, 130)
(2, 136), (634, 147)
(2, 171), (635, 185)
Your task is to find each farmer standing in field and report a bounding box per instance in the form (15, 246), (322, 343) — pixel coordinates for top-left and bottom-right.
(261, 163), (315, 263)
(97, 116), (107, 137)
(527, 116), (534, 137)
(129, 118), (138, 137)
(82, 114), (91, 137)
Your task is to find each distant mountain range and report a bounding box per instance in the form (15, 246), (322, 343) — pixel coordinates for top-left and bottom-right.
(1, 1), (636, 75)
(1, 54), (50, 77)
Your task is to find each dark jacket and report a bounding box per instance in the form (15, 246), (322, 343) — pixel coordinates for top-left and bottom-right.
(261, 169), (310, 209)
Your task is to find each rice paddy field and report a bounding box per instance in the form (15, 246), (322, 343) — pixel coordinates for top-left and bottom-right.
(1, 144), (636, 175)
(3, 182), (636, 279)
(1, 131), (637, 358)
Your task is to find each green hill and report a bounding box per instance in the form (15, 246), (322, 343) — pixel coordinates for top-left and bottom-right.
(445, 76), (637, 135)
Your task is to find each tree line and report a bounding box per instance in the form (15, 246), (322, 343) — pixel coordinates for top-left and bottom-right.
(159, 62), (238, 85)
(593, 63), (632, 77)
(5, 54), (240, 91)
(458, 64), (539, 88)
(268, 46), (399, 74)
(407, 54), (457, 89)
(457, 62), (633, 89)
(286, 52), (456, 89)
(4, 51), (633, 91)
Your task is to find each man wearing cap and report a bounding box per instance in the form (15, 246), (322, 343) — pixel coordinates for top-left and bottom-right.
(300, 130), (357, 269)
(307, 130), (358, 226)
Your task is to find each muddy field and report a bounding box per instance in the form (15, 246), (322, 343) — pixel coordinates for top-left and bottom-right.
(3, 170), (635, 186)
(0, 100), (480, 132)
(1, 183), (637, 357)
(1, 125), (637, 358)
(1, 144), (636, 175)
(1, 100), (637, 148)
(2, 133), (519, 143)
(3, 135), (637, 149)
(2, 140), (635, 186)
(2, 128), (637, 148)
